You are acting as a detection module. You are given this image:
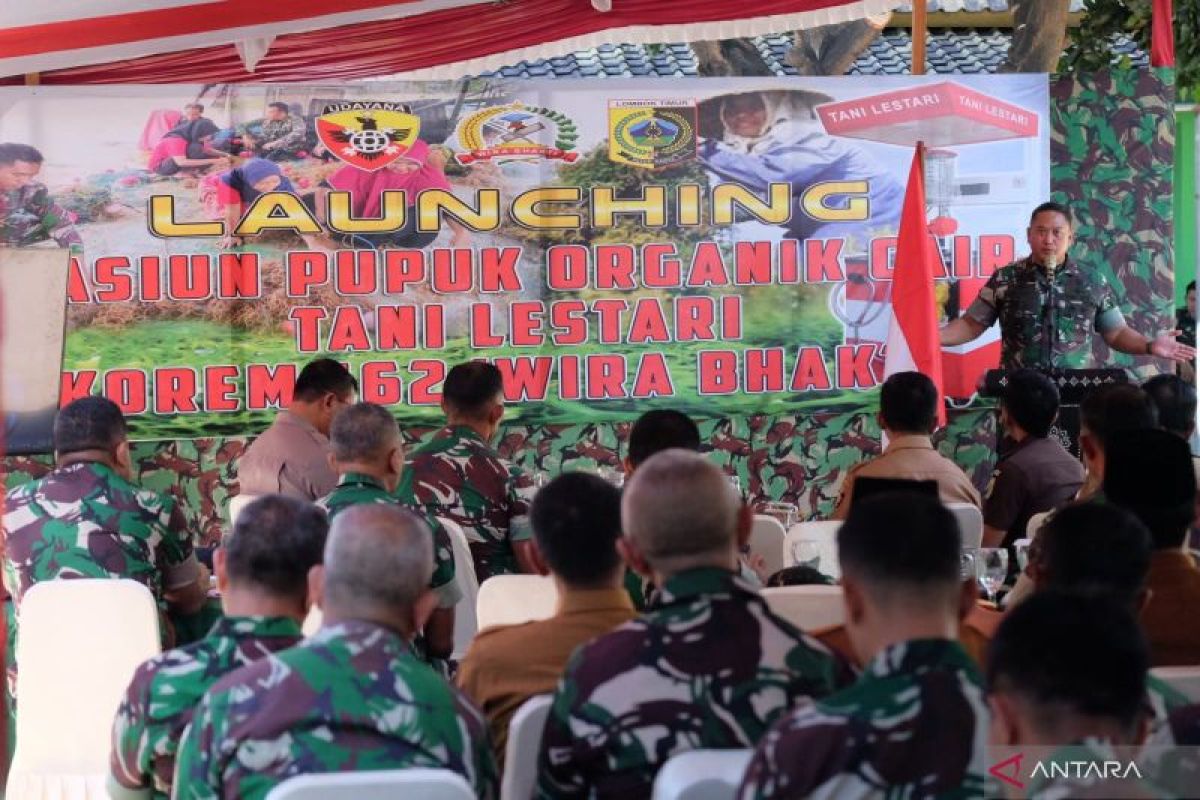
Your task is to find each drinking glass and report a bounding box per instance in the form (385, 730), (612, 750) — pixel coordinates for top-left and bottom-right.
(960, 549), (978, 582)
(760, 501), (797, 530)
(975, 548), (1009, 603)
(728, 473), (743, 497)
(791, 539), (821, 570)
(532, 471), (550, 491)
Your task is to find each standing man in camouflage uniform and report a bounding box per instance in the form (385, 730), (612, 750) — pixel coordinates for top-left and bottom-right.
(536, 450), (851, 798)
(940, 201), (1195, 369)
(398, 362), (538, 582)
(0, 143), (83, 248)
(318, 402), (460, 660)
(3, 397), (209, 695)
(738, 493), (990, 799)
(245, 103), (308, 162)
(109, 495), (327, 800)
(173, 504), (497, 799)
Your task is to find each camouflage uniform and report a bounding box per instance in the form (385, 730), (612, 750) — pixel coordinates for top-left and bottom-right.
(317, 472), (460, 606)
(1166, 703), (1200, 745)
(1, 182), (83, 247)
(255, 115), (308, 159)
(173, 619), (498, 800)
(2, 460), (200, 693)
(737, 639), (990, 800)
(1176, 309), (1196, 349)
(964, 256), (1125, 369)
(1147, 673), (1191, 743)
(110, 616), (302, 799)
(397, 425), (535, 582)
(536, 567), (852, 798)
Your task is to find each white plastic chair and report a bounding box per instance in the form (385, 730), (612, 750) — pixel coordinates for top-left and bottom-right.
(652, 749), (753, 800)
(440, 517), (480, 660)
(6, 579), (161, 800)
(749, 515), (786, 578)
(761, 586), (846, 631)
(228, 493), (261, 528)
(301, 604), (322, 637)
(476, 574), (558, 631)
(784, 520), (841, 581)
(1150, 666), (1200, 702)
(501, 694), (553, 800)
(265, 768), (475, 800)
(1026, 510), (1051, 539)
(947, 503), (984, 550)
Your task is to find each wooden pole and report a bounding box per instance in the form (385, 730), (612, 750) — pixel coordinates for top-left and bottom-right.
(912, 0), (927, 75)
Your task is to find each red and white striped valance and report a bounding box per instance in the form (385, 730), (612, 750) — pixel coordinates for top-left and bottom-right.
(1, 0), (900, 83)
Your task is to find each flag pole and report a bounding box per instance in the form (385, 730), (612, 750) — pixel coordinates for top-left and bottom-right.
(912, 0), (927, 76)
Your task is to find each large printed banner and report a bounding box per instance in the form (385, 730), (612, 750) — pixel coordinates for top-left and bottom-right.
(0, 77), (1048, 440)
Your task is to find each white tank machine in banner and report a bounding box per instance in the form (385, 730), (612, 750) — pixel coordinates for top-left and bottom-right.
(817, 80), (1047, 399)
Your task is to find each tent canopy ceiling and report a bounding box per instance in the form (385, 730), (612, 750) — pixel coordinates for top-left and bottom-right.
(1, 0), (900, 83)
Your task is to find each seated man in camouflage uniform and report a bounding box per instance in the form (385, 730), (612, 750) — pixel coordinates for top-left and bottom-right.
(317, 402), (460, 660)
(988, 592), (1164, 798)
(109, 495), (327, 800)
(940, 201), (1194, 369)
(2, 397), (208, 695)
(174, 504), (496, 799)
(398, 361), (538, 582)
(536, 449), (851, 798)
(0, 142), (83, 248)
(245, 102), (309, 161)
(739, 493), (989, 799)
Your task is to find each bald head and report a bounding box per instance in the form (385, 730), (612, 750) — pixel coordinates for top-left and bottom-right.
(622, 449), (739, 574)
(330, 402), (402, 463)
(322, 504), (433, 617)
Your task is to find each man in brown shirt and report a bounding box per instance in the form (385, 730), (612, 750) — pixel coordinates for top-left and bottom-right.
(237, 358), (358, 501)
(1104, 429), (1200, 666)
(982, 369), (1084, 547)
(456, 472), (635, 764)
(833, 372), (979, 519)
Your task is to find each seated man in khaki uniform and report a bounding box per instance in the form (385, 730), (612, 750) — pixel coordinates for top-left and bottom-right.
(237, 358), (358, 501)
(833, 371), (979, 519)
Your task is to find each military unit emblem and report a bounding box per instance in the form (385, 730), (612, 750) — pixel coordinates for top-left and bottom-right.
(608, 99), (697, 169)
(454, 102), (579, 164)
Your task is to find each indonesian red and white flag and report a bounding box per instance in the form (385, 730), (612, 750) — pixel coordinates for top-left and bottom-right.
(884, 142), (946, 427)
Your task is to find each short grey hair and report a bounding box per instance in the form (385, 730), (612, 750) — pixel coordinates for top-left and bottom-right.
(330, 402), (401, 462)
(323, 504), (433, 613)
(621, 448), (739, 572)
